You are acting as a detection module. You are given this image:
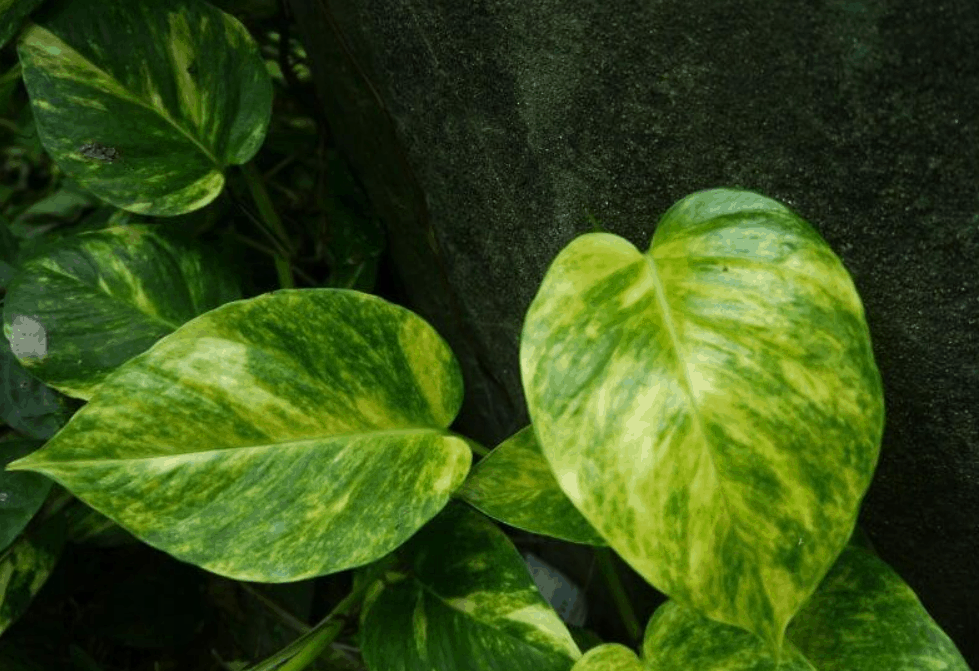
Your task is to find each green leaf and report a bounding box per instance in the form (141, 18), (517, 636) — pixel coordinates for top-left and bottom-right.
(7, 289), (471, 582)
(0, 438), (51, 552)
(458, 425), (607, 546)
(0, 513), (66, 637)
(571, 643), (645, 671)
(360, 503), (581, 671)
(0, 0), (43, 50)
(2, 224), (243, 400)
(520, 188), (885, 650)
(0, 335), (77, 441)
(17, 0), (272, 215)
(786, 545), (970, 670)
(642, 601), (815, 670)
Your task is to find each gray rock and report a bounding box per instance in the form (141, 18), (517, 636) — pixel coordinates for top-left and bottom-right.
(287, 0), (979, 662)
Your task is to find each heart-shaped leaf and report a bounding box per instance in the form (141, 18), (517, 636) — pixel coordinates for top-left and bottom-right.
(458, 425), (606, 546)
(17, 0), (272, 215)
(521, 189), (885, 649)
(360, 502), (581, 671)
(8, 289), (471, 582)
(2, 224), (242, 400)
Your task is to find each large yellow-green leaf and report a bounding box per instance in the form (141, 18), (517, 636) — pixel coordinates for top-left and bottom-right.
(572, 644), (645, 671)
(360, 503), (581, 671)
(17, 0), (272, 215)
(642, 601), (815, 670)
(786, 545), (970, 670)
(7, 289), (471, 582)
(520, 189), (885, 650)
(2, 224), (242, 400)
(458, 425), (607, 546)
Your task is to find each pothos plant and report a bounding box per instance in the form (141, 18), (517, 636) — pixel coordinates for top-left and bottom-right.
(0, 0), (970, 670)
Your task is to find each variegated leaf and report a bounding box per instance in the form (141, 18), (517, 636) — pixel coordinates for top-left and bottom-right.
(642, 601), (815, 670)
(458, 425), (607, 546)
(2, 224), (242, 400)
(7, 289), (471, 582)
(0, 514), (66, 637)
(786, 545), (970, 670)
(521, 189), (885, 650)
(571, 643), (645, 671)
(17, 0), (272, 215)
(360, 502), (581, 671)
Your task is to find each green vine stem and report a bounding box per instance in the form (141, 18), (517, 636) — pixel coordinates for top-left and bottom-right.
(595, 547), (642, 643)
(239, 162), (295, 289)
(243, 558), (393, 671)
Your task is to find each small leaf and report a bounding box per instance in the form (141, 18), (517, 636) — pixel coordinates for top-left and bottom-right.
(521, 188), (885, 650)
(8, 289), (470, 582)
(2, 224), (242, 399)
(0, 438), (52, 552)
(360, 503), (581, 671)
(17, 0), (272, 215)
(786, 544), (970, 670)
(571, 643), (645, 671)
(459, 425), (606, 546)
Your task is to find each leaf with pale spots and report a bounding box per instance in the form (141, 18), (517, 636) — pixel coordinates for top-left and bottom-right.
(2, 224), (242, 400)
(7, 289), (471, 582)
(458, 425), (606, 546)
(520, 189), (885, 652)
(785, 544), (970, 670)
(360, 503), (581, 671)
(571, 644), (645, 671)
(17, 0), (272, 215)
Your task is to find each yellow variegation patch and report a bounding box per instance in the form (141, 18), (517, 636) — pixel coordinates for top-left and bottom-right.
(8, 289), (470, 582)
(17, 0), (272, 215)
(521, 189), (885, 651)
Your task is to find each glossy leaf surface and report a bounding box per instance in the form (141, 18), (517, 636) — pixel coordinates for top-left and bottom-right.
(572, 644), (645, 671)
(0, 438), (50, 552)
(2, 225), (242, 400)
(521, 189), (885, 649)
(360, 503), (581, 671)
(458, 425), (606, 546)
(8, 289), (471, 581)
(17, 0), (272, 215)
(786, 545), (970, 670)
